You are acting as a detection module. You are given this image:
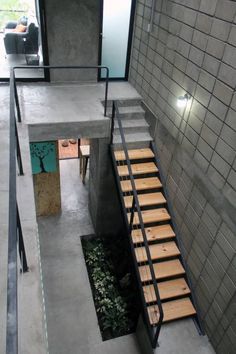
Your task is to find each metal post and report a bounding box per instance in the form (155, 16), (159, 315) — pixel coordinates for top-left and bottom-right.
(6, 69), (18, 354)
(17, 204), (28, 273)
(104, 68), (109, 117)
(15, 121), (24, 176)
(14, 80), (21, 123)
(110, 101), (115, 144)
(129, 196), (136, 233)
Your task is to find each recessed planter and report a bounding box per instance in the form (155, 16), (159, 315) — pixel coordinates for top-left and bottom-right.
(82, 235), (140, 341)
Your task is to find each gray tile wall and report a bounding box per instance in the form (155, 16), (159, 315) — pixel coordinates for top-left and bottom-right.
(129, 0), (236, 352)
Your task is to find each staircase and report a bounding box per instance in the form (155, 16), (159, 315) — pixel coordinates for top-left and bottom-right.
(110, 101), (198, 348)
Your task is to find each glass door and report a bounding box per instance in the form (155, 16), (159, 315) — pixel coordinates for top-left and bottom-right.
(100, 0), (133, 79)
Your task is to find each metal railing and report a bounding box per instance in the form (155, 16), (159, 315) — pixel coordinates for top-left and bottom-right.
(6, 69), (28, 354)
(110, 101), (163, 348)
(6, 65), (110, 354)
(13, 65), (110, 122)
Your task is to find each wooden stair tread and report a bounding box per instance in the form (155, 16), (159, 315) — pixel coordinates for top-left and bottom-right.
(128, 208), (171, 225)
(124, 192), (166, 209)
(139, 259), (185, 282)
(115, 148), (154, 161)
(143, 278), (190, 303)
(147, 298), (196, 325)
(132, 224), (175, 244)
(121, 177), (162, 192)
(135, 241), (180, 262)
(117, 162), (158, 177)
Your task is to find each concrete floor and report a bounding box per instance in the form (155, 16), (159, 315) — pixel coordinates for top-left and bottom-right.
(38, 159), (215, 354)
(38, 159), (142, 354)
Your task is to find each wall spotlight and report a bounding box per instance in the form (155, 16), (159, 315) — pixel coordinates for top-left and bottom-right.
(177, 94), (190, 108)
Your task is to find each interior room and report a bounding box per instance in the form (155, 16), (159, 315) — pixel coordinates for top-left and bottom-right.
(0, 0), (44, 79)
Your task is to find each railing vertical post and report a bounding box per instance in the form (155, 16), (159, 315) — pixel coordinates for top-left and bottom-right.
(15, 121), (24, 176)
(17, 204), (28, 273)
(110, 101), (115, 145)
(6, 69), (18, 354)
(129, 196), (136, 233)
(14, 80), (21, 123)
(104, 68), (109, 117)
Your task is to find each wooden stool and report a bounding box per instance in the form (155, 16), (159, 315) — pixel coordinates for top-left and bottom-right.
(79, 145), (90, 184)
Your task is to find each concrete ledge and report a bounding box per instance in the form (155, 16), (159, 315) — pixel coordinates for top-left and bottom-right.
(28, 119), (111, 142)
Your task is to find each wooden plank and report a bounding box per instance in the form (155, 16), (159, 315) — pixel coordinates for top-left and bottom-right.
(139, 259), (185, 282)
(127, 208), (171, 225)
(117, 162), (158, 177)
(132, 224), (175, 244)
(135, 241), (180, 263)
(124, 192), (166, 209)
(143, 278), (190, 303)
(115, 148), (154, 161)
(147, 298), (196, 325)
(121, 177), (162, 193)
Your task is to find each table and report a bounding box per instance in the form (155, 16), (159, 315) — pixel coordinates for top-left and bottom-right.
(79, 145), (90, 184)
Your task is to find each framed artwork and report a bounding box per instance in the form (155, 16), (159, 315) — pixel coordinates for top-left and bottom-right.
(30, 141), (57, 174)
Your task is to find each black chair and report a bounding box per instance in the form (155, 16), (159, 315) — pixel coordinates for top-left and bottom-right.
(4, 22), (39, 55)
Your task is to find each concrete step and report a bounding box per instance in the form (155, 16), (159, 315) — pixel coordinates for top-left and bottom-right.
(113, 131), (152, 150)
(106, 99), (142, 107)
(114, 118), (149, 134)
(118, 105), (145, 120)
(107, 105), (145, 119)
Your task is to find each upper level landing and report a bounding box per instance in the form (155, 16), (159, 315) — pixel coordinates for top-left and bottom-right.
(17, 81), (142, 141)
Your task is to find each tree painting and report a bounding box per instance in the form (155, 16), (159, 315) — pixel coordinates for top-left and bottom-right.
(30, 142), (56, 174)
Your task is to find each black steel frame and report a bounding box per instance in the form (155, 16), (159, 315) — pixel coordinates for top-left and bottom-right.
(98, 0), (136, 81)
(110, 101), (163, 348)
(6, 65), (110, 354)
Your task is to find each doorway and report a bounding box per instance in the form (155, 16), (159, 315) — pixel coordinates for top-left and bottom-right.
(99, 0), (136, 80)
(0, 0), (49, 81)
(59, 138), (90, 212)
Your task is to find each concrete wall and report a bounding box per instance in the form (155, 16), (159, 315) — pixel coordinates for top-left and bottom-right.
(89, 138), (126, 237)
(45, 0), (100, 82)
(129, 0), (236, 352)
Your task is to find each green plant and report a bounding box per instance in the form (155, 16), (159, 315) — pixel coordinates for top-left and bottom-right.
(101, 295), (129, 335)
(84, 238), (130, 336)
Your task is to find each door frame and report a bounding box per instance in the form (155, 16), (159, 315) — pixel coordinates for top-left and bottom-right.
(98, 0), (136, 81)
(0, 0), (50, 82)
(38, 0), (50, 81)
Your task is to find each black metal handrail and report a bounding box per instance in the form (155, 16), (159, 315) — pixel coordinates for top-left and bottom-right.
(6, 69), (28, 354)
(111, 101), (164, 348)
(13, 65), (110, 122)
